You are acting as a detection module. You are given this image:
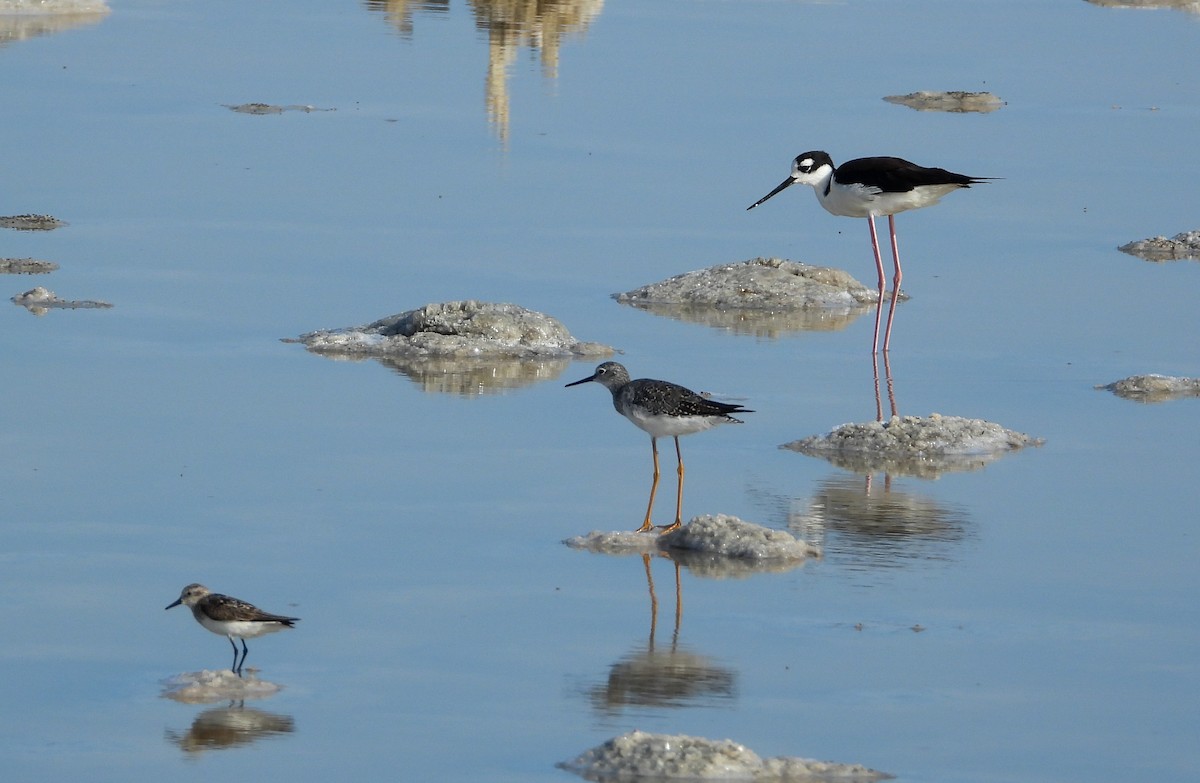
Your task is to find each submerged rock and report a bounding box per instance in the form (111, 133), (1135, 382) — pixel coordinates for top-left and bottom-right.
(1097, 374), (1200, 402)
(1117, 230), (1200, 261)
(11, 286), (113, 314)
(883, 90), (1004, 113)
(0, 257), (58, 274)
(559, 730), (892, 781)
(291, 300), (614, 360)
(785, 414), (1043, 479)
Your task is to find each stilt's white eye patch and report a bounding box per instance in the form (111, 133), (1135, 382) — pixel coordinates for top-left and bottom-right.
(797, 157), (815, 171)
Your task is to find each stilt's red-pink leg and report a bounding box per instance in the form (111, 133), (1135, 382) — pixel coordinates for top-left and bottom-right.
(881, 214), (903, 354)
(867, 216), (887, 354)
(872, 350), (883, 422)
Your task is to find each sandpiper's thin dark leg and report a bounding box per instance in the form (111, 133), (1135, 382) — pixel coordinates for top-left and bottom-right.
(638, 437), (661, 532)
(228, 636), (240, 674)
(238, 639), (250, 676)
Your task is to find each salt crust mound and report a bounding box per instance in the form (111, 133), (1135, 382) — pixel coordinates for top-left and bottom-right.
(0, 213), (67, 230)
(883, 90), (1004, 112)
(161, 670), (283, 704)
(614, 258), (902, 310)
(292, 300), (614, 358)
(0, 258), (58, 274)
(787, 414), (1042, 458)
(565, 515), (819, 562)
(660, 514), (819, 560)
(223, 103), (334, 114)
(559, 730), (892, 781)
(1118, 229), (1200, 261)
(0, 0), (107, 12)
(11, 286), (113, 310)
(1097, 374), (1200, 402)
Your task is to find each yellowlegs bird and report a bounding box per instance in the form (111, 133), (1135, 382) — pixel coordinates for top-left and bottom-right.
(748, 150), (992, 353)
(566, 361), (751, 533)
(166, 584), (298, 675)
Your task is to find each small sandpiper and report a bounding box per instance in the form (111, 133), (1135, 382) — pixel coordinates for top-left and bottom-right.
(566, 361), (752, 533)
(166, 584), (299, 675)
(748, 150), (993, 353)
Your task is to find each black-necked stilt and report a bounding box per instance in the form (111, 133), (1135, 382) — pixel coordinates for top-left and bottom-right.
(566, 361), (752, 533)
(747, 150), (993, 353)
(167, 584), (299, 675)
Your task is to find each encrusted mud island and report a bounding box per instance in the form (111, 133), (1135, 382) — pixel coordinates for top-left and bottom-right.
(785, 414), (1044, 478)
(883, 90), (1005, 112)
(560, 730), (892, 781)
(1097, 374), (1200, 402)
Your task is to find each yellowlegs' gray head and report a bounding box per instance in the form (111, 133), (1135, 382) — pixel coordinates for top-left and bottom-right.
(165, 583), (212, 610)
(747, 150), (834, 210)
(565, 361), (631, 392)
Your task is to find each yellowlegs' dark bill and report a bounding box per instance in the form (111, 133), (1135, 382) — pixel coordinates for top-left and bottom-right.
(166, 584), (299, 676)
(747, 150), (994, 353)
(566, 361), (752, 533)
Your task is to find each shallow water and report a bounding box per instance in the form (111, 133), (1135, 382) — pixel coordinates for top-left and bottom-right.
(1, 1), (1198, 781)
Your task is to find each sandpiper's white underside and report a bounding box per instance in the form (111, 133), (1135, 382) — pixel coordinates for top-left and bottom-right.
(622, 407), (730, 439)
(194, 611), (291, 641)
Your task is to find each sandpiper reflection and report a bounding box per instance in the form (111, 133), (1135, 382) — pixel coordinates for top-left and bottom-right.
(587, 554), (735, 717)
(165, 702), (295, 755)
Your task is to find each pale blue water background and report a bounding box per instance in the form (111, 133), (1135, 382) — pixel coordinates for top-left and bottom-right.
(1, 1), (1197, 781)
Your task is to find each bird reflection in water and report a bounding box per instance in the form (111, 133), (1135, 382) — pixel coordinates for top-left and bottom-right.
(789, 475), (971, 570)
(586, 554), (735, 717)
(165, 702), (295, 755)
(365, 0), (604, 145)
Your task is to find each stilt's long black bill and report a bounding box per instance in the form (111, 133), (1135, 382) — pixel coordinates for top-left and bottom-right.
(747, 176), (796, 210)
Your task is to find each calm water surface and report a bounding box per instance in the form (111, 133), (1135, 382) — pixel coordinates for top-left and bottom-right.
(1, 1), (1197, 781)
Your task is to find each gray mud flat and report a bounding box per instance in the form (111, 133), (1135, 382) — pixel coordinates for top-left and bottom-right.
(1118, 229), (1200, 261)
(883, 90), (1005, 113)
(559, 730), (892, 782)
(785, 414), (1043, 478)
(1097, 374), (1200, 402)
